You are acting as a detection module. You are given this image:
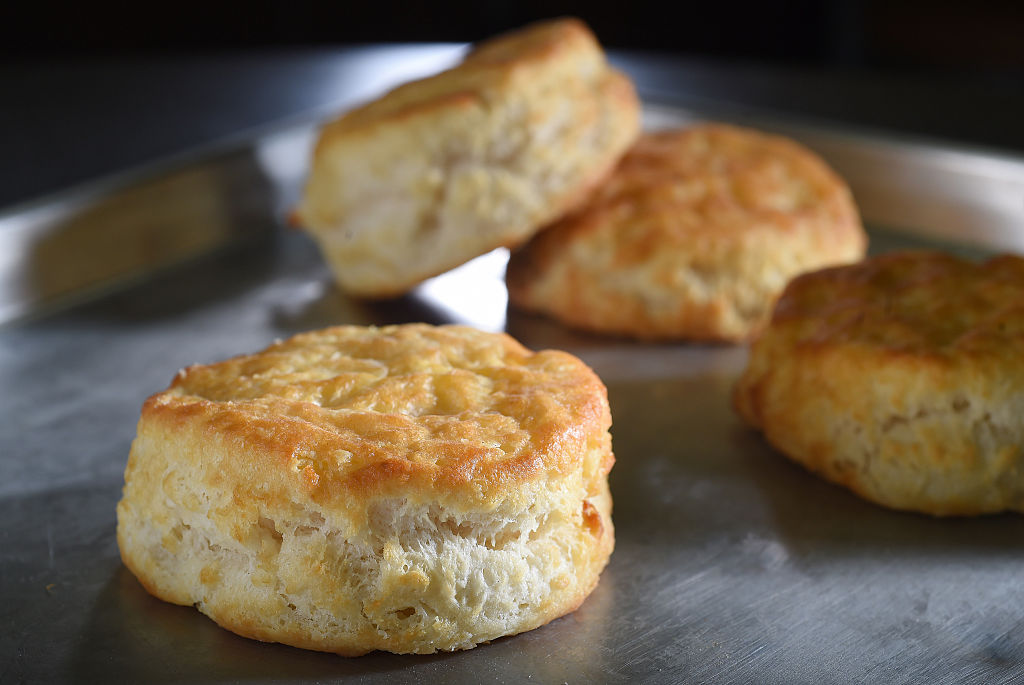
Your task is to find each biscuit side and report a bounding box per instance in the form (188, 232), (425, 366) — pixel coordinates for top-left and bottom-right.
(296, 19), (640, 296)
(734, 253), (1024, 515)
(117, 408), (613, 654)
(116, 324), (616, 653)
(507, 125), (867, 341)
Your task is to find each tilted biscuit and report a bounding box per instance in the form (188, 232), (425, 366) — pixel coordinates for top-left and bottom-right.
(506, 124), (867, 341)
(117, 324), (614, 655)
(734, 251), (1024, 516)
(295, 18), (640, 297)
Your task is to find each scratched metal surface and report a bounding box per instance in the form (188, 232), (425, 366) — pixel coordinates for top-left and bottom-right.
(3, 103), (1024, 683)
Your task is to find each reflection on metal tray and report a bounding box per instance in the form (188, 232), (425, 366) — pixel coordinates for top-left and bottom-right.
(3, 99), (1024, 327)
(2, 102), (1024, 683)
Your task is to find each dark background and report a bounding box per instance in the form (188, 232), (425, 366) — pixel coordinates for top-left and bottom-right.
(3, 0), (1024, 75)
(2, 0), (1024, 210)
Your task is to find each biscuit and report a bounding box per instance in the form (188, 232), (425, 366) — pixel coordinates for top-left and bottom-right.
(116, 324), (614, 655)
(295, 18), (640, 297)
(733, 251), (1024, 516)
(506, 124), (867, 341)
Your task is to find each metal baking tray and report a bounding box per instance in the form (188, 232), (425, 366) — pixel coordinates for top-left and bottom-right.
(3, 94), (1024, 683)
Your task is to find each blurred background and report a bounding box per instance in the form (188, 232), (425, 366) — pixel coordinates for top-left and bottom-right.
(2, 0), (1024, 210)
(3, 0), (1023, 74)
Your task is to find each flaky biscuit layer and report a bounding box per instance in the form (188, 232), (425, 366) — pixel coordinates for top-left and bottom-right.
(507, 124), (866, 341)
(734, 252), (1024, 515)
(296, 18), (640, 297)
(117, 324), (614, 654)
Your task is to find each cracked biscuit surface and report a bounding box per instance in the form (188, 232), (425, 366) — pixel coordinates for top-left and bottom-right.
(117, 324), (614, 654)
(734, 251), (1024, 515)
(295, 18), (640, 297)
(506, 124), (866, 341)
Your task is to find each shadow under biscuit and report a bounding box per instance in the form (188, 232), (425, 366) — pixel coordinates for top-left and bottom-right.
(0, 480), (460, 681)
(598, 364), (1024, 679)
(602, 356), (1024, 573)
(731, 424), (1024, 564)
(66, 537), (613, 682)
(440, 569), (617, 682)
(271, 248), (513, 336)
(504, 306), (617, 352)
(33, 470), (609, 682)
(67, 566), (479, 682)
(270, 281), (467, 335)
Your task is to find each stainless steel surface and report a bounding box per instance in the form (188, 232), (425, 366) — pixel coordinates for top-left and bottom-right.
(0, 46), (469, 210)
(0, 46), (468, 325)
(3, 103), (1024, 683)
(0, 152), (278, 324)
(7, 100), (1024, 327)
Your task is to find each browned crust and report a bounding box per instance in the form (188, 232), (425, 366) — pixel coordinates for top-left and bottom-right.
(295, 17), (640, 298)
(140, 324), (612, 507)
(758, 251), (1024, 358)
(117, 323), (616, 654)
(733, 251), (1024, 516)
(317, 18), (602, 143)
(507, 124), (867, 341)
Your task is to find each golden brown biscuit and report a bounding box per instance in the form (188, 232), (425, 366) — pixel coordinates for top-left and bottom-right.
(295, 18), (640, 297)
(734, 251), (1024, 516)
(506, 124), (867, 341)
(116, 324), (614, 655)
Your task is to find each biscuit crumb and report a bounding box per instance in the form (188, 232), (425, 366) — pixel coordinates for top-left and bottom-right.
(295, 18), (640, 297)
(734, 251), (1024, 515)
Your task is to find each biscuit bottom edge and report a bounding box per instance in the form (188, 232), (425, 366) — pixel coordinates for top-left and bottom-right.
(116, 463), (613, 656)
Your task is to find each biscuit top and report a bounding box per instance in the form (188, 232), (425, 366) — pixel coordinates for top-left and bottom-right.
(771, 251), (1024, 358)
(551, 124), (861, 259)
(321, 18), (605, 137)
(143, 325), (612, 505)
